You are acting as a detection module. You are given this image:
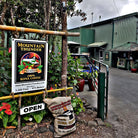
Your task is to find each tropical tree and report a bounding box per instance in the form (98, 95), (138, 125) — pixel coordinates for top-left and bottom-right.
(0, 0), (86, 47)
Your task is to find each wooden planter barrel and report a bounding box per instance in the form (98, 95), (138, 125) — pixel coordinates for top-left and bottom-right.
(88, 79), (95, 91)
(77, 79), (85, 92)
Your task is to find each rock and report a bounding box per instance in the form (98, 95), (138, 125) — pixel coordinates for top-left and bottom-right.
(88, 120), (97, 127)
(76, 117), (87, 125)
(84, 103), (90, 107)
(21, 126), (29, 131)
(36, 126), (49, 133)
(81, 112), (86, 118)
(26, 122), (35, 127)
(76, 116), (81, 122)
(134, 135), (138, 138)
(6, 129), (14, 134)
(91, 111), (97, 118)
(83, 135), (93, 138)
(82, 120), (88, 125)
(116, 117), (123, 123)
(102, 132), (113, 138)
(8, 134), (16, 138)
(85, 105), (93, 109)
(86, 109), (93, 115)
(49, 124), (54, 133)
(24, 129), (34, 135)
(81, 98), (87, 104)
(95, 118), (105, 126)
(92, 107), (97, 112)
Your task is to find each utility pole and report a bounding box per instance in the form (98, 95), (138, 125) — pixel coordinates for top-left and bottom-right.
(61, 0), (67, 96)
(91, 12), (93, 29)
(99, 15), (101, 22)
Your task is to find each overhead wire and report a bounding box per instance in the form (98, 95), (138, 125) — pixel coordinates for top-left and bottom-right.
(112, 0), (120, 17)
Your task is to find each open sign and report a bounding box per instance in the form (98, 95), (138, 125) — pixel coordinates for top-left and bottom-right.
(20, 103), (45, 115)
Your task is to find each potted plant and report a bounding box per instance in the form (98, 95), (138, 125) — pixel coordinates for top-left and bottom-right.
(131, 63), (137, 73)
(85, 72), (95, 91)
(77, 72), (85, 92)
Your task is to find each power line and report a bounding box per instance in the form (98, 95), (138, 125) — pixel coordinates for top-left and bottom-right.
(112, 0), (120, 16)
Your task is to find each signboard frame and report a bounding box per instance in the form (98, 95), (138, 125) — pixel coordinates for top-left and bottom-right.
(12, 39), (48, 93)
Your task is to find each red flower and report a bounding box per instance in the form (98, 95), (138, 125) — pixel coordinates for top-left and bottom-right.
(0, 107), (3, 111)
(4, 109), (12, 115)
(2, 103), (11, 109)
(76, 92), (79, 96)
(2, 103), (8, 106)
(50, 87), (53, 90)
(50, 87), (55, 93)
(3, 82), (7, 86)
(8, 47), (12, 53)
(0, 103), (13, 115)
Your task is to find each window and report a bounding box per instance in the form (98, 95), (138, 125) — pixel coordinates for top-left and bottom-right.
(105, 52), (109, 61)
(99, 50), (103, 61)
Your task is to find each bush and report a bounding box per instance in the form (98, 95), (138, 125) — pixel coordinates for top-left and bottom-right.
(0, 48), (11, 97)
(48, 49), (83, 89)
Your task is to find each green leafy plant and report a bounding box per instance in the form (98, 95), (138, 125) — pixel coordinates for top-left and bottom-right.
(83, 72), (92, 79)
(21, 95), (48, 124)
(71, 93), (85, 115)
(48, 48), (84, 89)
(67, 52), (84, 86)
(0, 100), (18, 128)
(48, 51), (62, 87)
(0, 48), (11, 96)
(23, 110), (47, 124)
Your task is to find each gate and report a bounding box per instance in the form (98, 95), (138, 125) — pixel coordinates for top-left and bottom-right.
(90, 58), (109, 120)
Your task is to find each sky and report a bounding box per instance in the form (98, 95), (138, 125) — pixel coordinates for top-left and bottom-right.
(67, 0), (138, 29)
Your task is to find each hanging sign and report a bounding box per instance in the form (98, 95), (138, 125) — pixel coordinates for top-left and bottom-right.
(12, 39), (48, 93)
(20, 103), (45, 115)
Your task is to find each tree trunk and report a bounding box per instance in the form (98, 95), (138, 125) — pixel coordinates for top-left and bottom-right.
(44, 0), (51, 42)
(0, 3), (7, 47)
(10, 7), (15, 26)
(44, 0), (47, 35)
(61, 0), (67, 96)
(10, 7), (19, 39)
(51, 0), (56, 52)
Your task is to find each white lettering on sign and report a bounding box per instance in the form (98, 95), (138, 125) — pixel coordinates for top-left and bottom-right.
(20, 103), (45, 115)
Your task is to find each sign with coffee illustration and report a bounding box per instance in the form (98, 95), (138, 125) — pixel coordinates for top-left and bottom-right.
(12, 39), (48, 93)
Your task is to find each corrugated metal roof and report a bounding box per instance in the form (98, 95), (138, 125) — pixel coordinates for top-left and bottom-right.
(68, 12), (138, 30)
(110, 42), (138, 52)
(88, 42), (107, 48)
(67, 41), (80, 45)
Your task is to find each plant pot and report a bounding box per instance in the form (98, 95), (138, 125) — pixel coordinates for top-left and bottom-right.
(88, 79), (95, 91)
(77, 79), (85, 92)
(131, 68), (137, 73)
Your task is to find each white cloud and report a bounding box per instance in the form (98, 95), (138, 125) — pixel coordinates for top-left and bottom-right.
(67, 0), (138, 29)
(120, 0), (138, 15)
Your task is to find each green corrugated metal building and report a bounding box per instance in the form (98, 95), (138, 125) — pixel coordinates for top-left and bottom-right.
(68, 12), (138, 67)
(68, 28), (95, 54)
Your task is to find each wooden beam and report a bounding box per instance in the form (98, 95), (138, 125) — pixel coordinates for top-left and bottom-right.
(0, 25), (80, 36)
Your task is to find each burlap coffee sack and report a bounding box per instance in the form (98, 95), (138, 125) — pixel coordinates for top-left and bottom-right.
(44, 97), (76, 137)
